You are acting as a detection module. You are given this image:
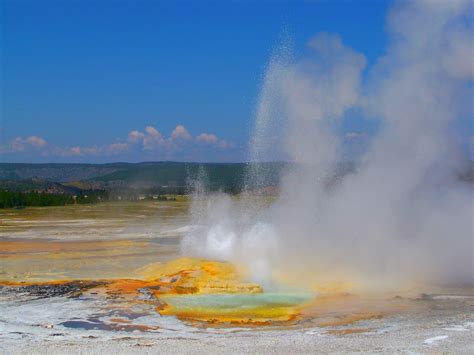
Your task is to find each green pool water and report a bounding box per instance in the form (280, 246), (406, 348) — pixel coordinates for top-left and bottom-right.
(160, 291), (314, 311)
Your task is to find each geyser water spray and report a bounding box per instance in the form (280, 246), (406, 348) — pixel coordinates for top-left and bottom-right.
(182, 0), (473, 291)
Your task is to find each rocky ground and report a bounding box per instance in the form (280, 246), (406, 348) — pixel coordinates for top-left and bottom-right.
(1, 285), (472, 354)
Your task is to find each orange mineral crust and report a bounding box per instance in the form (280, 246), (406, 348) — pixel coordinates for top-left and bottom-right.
(134, 258), (313, 324)
(0, 257), (316, 326)
(135, 257), (262, 294)
(101, 257), (262, 296)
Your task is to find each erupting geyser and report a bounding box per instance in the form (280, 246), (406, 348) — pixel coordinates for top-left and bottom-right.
(182, 0), (473, 291)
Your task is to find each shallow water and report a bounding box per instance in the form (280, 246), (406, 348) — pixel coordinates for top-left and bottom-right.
(161, 292), (313, 309)
(0, 201), (189, 281)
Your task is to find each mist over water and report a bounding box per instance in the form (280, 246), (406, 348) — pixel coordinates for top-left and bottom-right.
(181, 0), (473, 291)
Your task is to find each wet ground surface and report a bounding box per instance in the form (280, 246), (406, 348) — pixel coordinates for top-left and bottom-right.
(1, 285), (473, 354)
(0, 202), (188, 281)
(1, 202), (473, 353)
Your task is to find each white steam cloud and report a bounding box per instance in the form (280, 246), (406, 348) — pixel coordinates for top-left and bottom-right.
(181, 0), (473, 291)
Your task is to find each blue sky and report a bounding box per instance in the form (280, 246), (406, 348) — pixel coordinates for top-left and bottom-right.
(0, 0), (405, 162)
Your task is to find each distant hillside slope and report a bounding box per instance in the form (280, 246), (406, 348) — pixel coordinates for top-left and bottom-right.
(92, 162), (284, 191)
(0, 178), (82, 194)
(0, 161), (470, 194)
(0, 162), (285, 193)
(0, 163), (124, 182)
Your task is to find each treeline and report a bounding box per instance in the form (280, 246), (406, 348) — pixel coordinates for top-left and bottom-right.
(0, 190), (108, 209)
(0, 191), (73, 208)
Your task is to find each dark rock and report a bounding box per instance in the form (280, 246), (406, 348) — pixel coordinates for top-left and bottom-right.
(13, 281), (107, 299)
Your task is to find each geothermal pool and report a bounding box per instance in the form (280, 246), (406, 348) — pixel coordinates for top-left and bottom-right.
(0, 201), (472, 353)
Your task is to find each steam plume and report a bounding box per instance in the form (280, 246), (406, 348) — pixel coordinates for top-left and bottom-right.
(181, 0), (473, 291)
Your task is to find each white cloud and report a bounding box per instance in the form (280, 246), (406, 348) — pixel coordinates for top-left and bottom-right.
(25, 136), (48, 147)
(82, 146), (99, 155)
(196, 133), (218, 144)
(143, 135), (166, 151)
(128, 126), (166, 151)
(171, 125), (192, 140)
(10, 135), (48, 152)
(69, 147), (82, 155)
(49, 146), (83, 157)
(11, 138), (26, 152)
(217, 140), (234, 149)
(145, 126), (162, 137)
(107, 143), (129, 153)
(3, 124), (236, 161)
(128, 130), (145, 143)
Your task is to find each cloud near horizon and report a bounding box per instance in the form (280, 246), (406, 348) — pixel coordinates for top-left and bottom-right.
(0, 124), (236, 162)
(9, 136), (48, 152)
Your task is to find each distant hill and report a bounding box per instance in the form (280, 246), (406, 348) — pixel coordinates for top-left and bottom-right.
(0, 163), (123, 182)
(93, 162), (245, 189)
(0, 178), (82, 195)
(0, 161), (471, 196)
(0, 162), (285, 194)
